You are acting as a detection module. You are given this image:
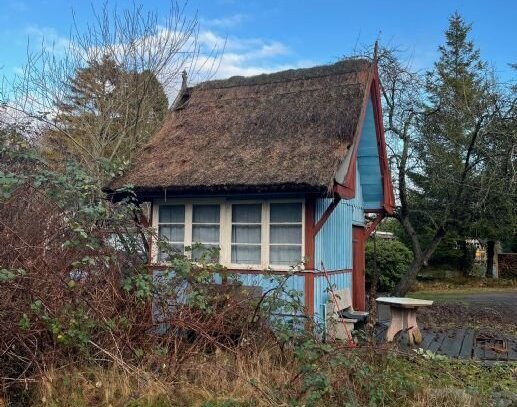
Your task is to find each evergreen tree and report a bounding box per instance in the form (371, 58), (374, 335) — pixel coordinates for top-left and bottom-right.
(391, 13), (515, 294)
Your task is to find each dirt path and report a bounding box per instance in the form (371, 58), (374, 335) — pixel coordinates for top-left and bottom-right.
(414, 289), (517, 336)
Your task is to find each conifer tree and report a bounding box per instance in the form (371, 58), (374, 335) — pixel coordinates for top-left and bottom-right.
(391, 13), (514, 293)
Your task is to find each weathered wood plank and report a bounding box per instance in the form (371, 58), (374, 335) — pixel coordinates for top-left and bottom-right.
(459, 329), (475, 360)
(507, 340), (517, 361)
(439, 328), (466, 358)
(420, 329), (437, 349)
(428, 331), (446, 353)
(473, 337), (485, 360)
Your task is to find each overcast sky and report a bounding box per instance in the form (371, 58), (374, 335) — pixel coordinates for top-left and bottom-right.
(1, 0), (515, 92)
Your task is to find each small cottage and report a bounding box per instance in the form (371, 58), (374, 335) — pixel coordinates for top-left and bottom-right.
(110, 58), (395, 321)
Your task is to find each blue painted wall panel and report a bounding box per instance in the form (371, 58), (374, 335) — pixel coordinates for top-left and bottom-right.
(357, 98), (383, 209)
(227, 273), (306, 315)
(314, 198), (353, 271)
(313, 272), (352, 326)
(351, 166), (365, 225)
(314, 165), (365, 271)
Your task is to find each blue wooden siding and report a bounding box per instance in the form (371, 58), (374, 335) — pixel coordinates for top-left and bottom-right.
(313, 271), (352, 325)
(357, 97), (383, 210)
(217, 272), (306, 315)
(313, 163), (365, 323)
(152, 270), (306, 324)
(314, 197), (352, 271)
(351, 167), (365, 225)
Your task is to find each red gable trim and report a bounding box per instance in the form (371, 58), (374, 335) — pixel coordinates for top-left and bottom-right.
(332, 65), (395, 215)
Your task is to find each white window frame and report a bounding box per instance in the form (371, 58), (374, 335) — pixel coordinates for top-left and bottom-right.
(152, 199), (305, 271)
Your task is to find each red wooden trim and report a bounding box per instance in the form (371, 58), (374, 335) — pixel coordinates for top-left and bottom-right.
(332, 68), (373, 199)
(333, 160), (356, 199)
(304, 198), (316, 316)
(365, 213), (385, 237)
(332, 65), (395, 215)
(313, 196), (340, 236)
(147, 202), (153, 266)
(352, 226), (366, 311)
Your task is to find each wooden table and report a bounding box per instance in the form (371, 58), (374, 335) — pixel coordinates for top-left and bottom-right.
(376, 297), (433, 345)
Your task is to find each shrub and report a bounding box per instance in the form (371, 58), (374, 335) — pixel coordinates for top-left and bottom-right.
(366, 239), (413, 292)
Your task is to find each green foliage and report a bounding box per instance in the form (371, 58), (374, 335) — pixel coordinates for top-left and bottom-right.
(0, 267), (26, 282)
(413, 12), (515, 241)
(366, 239), (413, 292)
(122, 271), (153, 301)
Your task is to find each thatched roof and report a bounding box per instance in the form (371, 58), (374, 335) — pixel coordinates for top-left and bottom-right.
(110, 59), (372, 195)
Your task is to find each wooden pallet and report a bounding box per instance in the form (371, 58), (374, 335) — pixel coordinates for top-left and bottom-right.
(375, 324), (517, 361)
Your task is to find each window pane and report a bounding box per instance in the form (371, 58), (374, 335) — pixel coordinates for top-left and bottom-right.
(192, 225), (220, 243)
(159, 205), (185, 223)
(232, 225), (261, 244)
(270, 225), (302, 244)
(232, 204), (261, 223)
(232, 245), (261, 264)
(270, 245), (302, 265)
(270, 203), (302, 223)
(159, 225), (184, 242)
(192, 244), (219, 262)
(192, 204), (220, 223)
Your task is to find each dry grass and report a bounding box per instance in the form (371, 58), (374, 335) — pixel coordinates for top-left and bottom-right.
(31, 350), (293, 407)
(411, 277), (516, 292)
(19, 345), (514, 407)
(414, 387), (479, 407)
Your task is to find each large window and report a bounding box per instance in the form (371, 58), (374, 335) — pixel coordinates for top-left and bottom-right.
(154, 200), (304, 269)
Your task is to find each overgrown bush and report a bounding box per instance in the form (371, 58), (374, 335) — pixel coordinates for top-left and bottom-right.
(2, 128), (514, 407)
(366, 238), (413, 292)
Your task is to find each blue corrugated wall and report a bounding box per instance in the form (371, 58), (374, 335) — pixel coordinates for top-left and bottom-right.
(313, 271), (352, 325)
(218, 272), (306, 315)
(313, 164), (366, 322)
(314, 166), (365, 272)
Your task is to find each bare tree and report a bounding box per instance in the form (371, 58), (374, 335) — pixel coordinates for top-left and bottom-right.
(1, 1), (215, 179)
(355, 21), (515, 296)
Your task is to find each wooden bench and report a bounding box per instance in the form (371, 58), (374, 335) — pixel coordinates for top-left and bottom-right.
(376, 297), (433, 345)
(326, 288), (368, 341)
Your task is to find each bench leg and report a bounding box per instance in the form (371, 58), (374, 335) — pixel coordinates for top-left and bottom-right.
(406, 309), (422, 345)
(385, 307), (423, 345)
(385, 307), (404, 342)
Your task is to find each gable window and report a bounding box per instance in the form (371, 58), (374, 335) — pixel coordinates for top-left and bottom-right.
(158, 205), (185, 261)
(269, 203), (303, 265)
(154, 200), (304, 269)
(231, 204), (262, 265)
(191, 204), (220, 261)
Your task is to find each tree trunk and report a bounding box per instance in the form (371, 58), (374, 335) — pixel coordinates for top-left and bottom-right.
(393, 226), (446, 296)
(392, 256), (425, 296)
(486, 240), (495, 278)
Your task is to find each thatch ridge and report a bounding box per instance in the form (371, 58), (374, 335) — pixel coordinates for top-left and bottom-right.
(195, 58), (370, 90)
(110, 58), (372, 194)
